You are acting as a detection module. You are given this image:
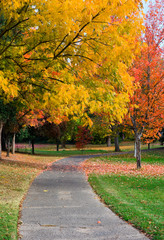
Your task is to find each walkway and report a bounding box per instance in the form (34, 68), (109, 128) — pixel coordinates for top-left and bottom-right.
(19, 155), (149, 240)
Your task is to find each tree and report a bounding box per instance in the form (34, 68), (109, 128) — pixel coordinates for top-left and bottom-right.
(0, 0), (143, 95)
(39, 121), (66, 152)
(0, 0), (144, 154)
(127, 0), (164, 168)
(90, 113), (112, 145)
(76, 126), (92, 150)
(0, 98), (19, 158)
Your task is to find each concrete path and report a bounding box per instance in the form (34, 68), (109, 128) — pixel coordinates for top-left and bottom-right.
(19, 156), (149, 240)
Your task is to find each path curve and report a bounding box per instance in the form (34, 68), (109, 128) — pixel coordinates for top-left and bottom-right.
(19, 155), (149, 240)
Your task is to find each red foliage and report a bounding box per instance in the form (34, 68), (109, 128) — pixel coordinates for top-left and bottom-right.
(126, 0), (164, 143)
(75, 126), (92, 150)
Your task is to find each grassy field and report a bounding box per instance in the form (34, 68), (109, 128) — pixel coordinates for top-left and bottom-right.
(16, 148), (109, 156)
(15, 141), (163, 156)
(82, 149), (164, 240)
(0, 153), (61, 240)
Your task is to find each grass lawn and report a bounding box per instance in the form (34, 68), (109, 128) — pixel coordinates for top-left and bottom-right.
(15, 141), (163, 156)
(17, 148), (109, 156)
(81, 149), (164, 240)
(0, 152), (61, 240)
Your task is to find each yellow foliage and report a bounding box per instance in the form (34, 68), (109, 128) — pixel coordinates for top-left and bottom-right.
(0, 0), (144, 124)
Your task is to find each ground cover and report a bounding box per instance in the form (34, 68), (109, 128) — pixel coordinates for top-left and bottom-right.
(81, 149), (164, 240)
(0, 152), (61, 240)
(15, 143), (110, 156)
(15, 142), (163, 156)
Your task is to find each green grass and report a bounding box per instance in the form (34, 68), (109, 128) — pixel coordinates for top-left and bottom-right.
(17, 148), (109, 156)
(0, 204), (20, 240)
(16, 142), (163, 157)
(89, 175), (164, 240)
(121, 143), (164, 152)
(94, 149), (164, 165)
(88, 150), (164, 240)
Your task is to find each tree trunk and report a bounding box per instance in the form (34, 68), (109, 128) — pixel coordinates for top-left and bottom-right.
(135, 133), (141, 169)
(114, 134), (120, 152)
(131, 117), (143, 169)
(107, 136), (111, 147)
(0, 121), (4, 159)
(122, 133), (125, 140)
(6, 137), (10, 157)
(11, 133), (15, 154)
(134, 140), (136, 157)
(148, 143), (150, 150)
(31, 139), (35, 155)
(2, 130), (6, 151)
(56, 140), (60, 151)
(61, 140), (66, 149)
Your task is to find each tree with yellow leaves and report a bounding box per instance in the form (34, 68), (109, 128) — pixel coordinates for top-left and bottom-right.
(0, 0), (144, 156)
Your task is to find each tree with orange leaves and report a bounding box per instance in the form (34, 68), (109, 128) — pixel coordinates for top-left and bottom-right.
(127, 0), (164, 168)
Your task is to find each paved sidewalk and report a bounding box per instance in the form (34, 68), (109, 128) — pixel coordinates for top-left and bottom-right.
(19, 156), (149, 240)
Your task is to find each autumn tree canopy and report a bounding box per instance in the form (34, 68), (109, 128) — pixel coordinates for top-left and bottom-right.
(0, 0), (143, 96)
(0, 0), (144, 156)
(126, 0), (164, 168)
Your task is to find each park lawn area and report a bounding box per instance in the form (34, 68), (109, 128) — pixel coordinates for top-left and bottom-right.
(0, 152), (61, 240)
(15, 142), (163, 155)
(81, 149), (164, 240)
(17, 148), (109, 156)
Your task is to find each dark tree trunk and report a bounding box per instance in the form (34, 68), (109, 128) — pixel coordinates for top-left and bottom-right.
(61, 140), (66, 149)
(135, 133), (141, 169)
(0, 121), (4, 159)
(56, 139), (60, 151)
(148, 143), (150, 150)
(11, 133), (15, 154)
(131, 117), (143, 169)
(114, 135), (120, 152)
(107, 136), (111, 147)
(2, 137), (6, 151)
(2, 129), (6, 151)
(31, 139), (35, 155)
(6, 137), (10, 157)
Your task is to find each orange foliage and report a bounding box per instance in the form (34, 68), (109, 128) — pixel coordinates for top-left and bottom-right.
(126, 0), (164, 143)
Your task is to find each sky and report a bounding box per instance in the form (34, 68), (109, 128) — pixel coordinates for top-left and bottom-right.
(143, 0), (150, 13)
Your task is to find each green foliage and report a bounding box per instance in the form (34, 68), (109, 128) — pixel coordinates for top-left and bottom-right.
(91, 133), (107, 144)
(0, 98), (16, 122)
(16, 127), (30, 142)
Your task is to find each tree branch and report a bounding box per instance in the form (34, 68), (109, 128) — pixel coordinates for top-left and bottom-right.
(48, 77), (64, 83)
(53, 9), (104, 59)
(0, 18), (29, 39)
